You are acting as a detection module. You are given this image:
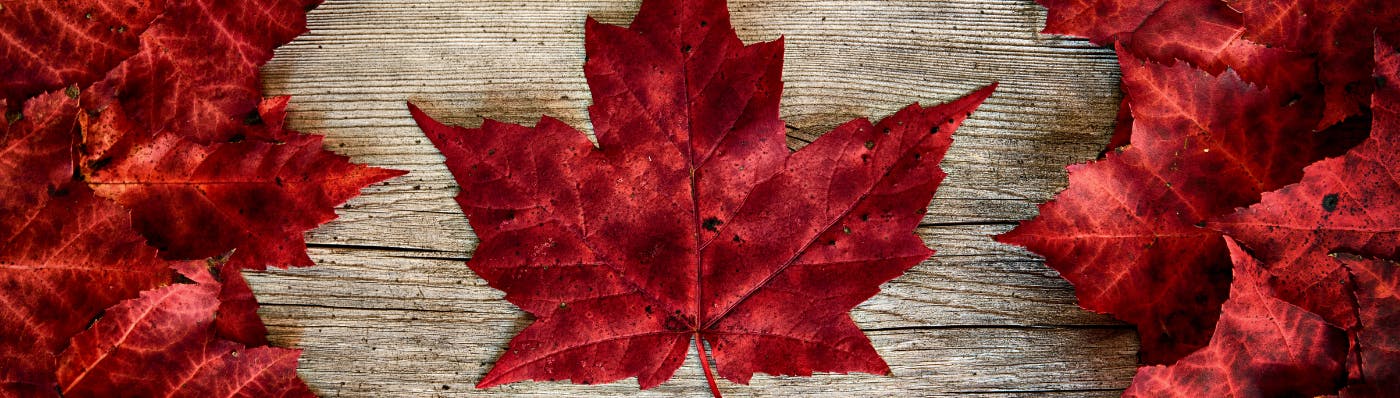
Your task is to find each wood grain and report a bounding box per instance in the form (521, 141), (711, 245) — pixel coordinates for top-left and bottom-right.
(250, 0), (1131, 395)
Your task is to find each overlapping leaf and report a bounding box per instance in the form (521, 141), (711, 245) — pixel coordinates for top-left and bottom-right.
(996, 48), (1348, 363)
(0, 92), (179, 396)
(1340, 254), (1400, 397)
(0, 0), (163, 106)
(1, 0), (401, 394)
(56, 269), (312, 397)
(74, 0), (322, 144)
(413, 0), (996, 392)
(1123, 238), (1348, 397)
(1020, 0), (1400, 392)
(1209, 46), (1399, 330)
(79, 102), (405, 271)
(1037, 0), (1321, 121)
(1228, 0), (1400, 127)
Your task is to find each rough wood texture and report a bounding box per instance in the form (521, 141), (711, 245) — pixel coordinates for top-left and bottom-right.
(250, 0), (1132, 396)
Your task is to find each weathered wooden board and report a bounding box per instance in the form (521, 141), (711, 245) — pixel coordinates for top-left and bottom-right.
(250, 0), (1132, 396)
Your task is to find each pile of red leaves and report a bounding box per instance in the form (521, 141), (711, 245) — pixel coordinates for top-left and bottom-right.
(0, 1), (403, 396)
(999, 0), (1399, 395)
(411, 0), (995, 395)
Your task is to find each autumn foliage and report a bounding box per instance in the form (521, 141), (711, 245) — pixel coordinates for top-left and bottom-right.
(1001, 0), (1400, 395)
(0, 0), (402, 396)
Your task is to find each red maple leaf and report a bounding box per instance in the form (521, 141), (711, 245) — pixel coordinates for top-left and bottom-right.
(0, 92), (180, 396)
(78, 98), (405, 272)
(409, 0), (995, 393)
(995, 47), (1355, 364)
(1123, 238), (1349, 397)
(64, 0), (411, 273)
(56, 266), (312, 398)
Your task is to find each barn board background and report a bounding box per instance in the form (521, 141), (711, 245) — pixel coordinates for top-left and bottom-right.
(250, 0), (1136, 396)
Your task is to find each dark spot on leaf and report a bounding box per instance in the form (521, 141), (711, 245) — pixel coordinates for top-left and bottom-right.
(87, 157), (112, 172)
(65, 86), (80, 99)
(1322, 193), (1339, 212)
(228, 133), (246, 143)
(702, 217), (723, 231)
(487, 148), (496, 155)
(243, 109), (264, 126)
(864, 141), (875, 149)
(681, 44), (692, 53)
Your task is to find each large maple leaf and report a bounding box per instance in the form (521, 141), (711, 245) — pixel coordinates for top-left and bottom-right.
(1123, 238), (1348, 397)
(410, 0), (995, 392)
(995, 47), (1354, 364)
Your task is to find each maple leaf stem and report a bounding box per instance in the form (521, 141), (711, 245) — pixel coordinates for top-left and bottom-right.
(695, 334), (723, 398)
